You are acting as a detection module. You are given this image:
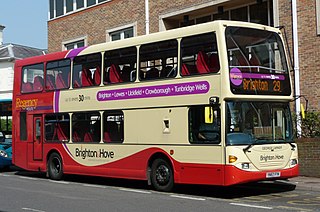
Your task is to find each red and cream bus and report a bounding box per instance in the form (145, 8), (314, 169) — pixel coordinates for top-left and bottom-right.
(12, 21), (298, 191)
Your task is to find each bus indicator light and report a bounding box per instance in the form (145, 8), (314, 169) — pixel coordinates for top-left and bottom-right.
(170, 150), (174, 155)
(229, 155), (238, 163)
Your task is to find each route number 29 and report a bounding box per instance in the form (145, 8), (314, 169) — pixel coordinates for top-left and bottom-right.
(273, 80), (281, 92)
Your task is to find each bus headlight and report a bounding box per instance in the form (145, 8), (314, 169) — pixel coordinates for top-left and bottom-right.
(290, 159), (298, 166)
(0, 150), (8, 158)
(241, 163), (250, 169)
(229, 155), (238, 163)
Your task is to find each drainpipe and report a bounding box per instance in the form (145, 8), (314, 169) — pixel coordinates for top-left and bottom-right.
(145, 0), (150, 35)
(292, 0), (301, 136)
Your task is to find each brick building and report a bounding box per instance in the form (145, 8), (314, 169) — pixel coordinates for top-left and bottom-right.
(48, 0), (320, 111)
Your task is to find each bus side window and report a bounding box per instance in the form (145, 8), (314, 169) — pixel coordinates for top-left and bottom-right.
(103, 111), (124, 143)
(46, 59), (71, 91)
(104, 47), (137, 84)
(188, 106), (220, 144)
(21, 63), (44, 93)
(181, 32), (220, 76)
(45, 113), (70, 142)
(139, 39), (178, 81)
(73, 53), (102, 88)
(72, 112), (101, 143)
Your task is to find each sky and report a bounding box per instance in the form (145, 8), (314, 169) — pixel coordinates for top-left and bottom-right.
(0, 0), (48, 49)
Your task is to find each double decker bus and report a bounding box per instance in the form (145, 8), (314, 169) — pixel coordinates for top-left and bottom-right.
(12, 21), (298, 191)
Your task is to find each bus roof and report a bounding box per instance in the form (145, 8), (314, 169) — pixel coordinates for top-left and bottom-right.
(14, 20), (281, 67)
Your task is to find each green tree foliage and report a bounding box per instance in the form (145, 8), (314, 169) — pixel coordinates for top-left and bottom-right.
(293, 111), (320, 138)
(0, 118), (12, 131)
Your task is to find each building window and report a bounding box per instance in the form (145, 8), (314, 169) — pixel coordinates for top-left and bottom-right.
(162, 0), (274, 30)
(64, 39), (85, 50)
(66, 0), (74, 13)
(317, 0), (320, 35)
(87, 0), (96, 7)
(76, 0), (84, 9)
(109, 27), (134, 41)
(49, 0), (55, 19)
(56, 0), (64, 17)
(49, 0), (110, 19)
(250, 1), (268, 25)
(231, 6), (248, 22)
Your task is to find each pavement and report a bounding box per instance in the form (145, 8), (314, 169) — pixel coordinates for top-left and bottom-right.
(278, 176), (320, 192)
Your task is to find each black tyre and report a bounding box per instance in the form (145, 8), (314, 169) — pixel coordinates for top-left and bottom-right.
(47, 152), (63, 180)
(151, 158), (174, 192)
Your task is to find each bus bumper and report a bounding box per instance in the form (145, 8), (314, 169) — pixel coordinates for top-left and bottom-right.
(224, 164), (299, 186)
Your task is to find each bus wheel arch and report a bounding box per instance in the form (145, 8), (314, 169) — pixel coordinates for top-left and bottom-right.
(147, 153), (174, 192)
(47, 151), (64, 180)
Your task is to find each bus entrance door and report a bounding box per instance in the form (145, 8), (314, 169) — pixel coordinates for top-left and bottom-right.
(33, 116), (43, 161)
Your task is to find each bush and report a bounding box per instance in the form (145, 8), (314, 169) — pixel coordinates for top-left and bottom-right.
(293, 111), (320, 138)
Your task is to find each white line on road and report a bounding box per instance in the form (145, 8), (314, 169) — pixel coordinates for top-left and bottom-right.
(170, 195), (206, 201)
(82, 184), (107, 189)
(119, 188), (152, 194)
(19, 176), (40, 181)
(0, 173), (10, 177)
(230, 202), (273, 210)
(48, 180), (70, 184)
(22, 207), (46, 212)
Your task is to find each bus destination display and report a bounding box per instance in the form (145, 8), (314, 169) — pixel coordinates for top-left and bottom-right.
(229, 67), (291, 95)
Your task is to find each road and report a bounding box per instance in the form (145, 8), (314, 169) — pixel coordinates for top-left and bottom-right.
(0, 169), (319, 212)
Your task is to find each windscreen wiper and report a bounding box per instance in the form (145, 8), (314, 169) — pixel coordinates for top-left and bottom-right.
(243, 143), (254, 153)
(288, 142), (296, 150)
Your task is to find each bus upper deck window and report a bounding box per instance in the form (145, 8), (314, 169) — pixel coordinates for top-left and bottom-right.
(104, 47), (137, 84)
(181, 32), (220, 76)
(139, 40), (178, 81)
(21, 63), (44, 93)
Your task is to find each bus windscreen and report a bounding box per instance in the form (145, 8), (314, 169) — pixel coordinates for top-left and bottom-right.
(226, 27), (291, 96)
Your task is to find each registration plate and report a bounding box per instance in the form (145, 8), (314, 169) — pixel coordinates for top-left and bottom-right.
(266, 172), (281, 178)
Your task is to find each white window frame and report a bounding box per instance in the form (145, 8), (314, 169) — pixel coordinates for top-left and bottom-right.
(106, 22), (137, 42)
(159, 0), (275, 31)
(317, 0), (320, 35)
(49, 0), (111, 20)
(62, 36), (87, 50)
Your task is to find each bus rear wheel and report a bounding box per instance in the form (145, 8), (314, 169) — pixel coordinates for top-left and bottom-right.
(151, 158), (174, 192)
(47, 152), (63, 180)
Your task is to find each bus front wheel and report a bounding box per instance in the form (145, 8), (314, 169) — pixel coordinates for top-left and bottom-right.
(47, 152), (63, 180)
(151, 158), (174, 192)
